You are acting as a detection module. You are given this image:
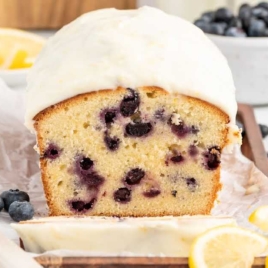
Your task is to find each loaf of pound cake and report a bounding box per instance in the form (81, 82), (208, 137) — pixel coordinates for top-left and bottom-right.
(25, 7), (241, 216)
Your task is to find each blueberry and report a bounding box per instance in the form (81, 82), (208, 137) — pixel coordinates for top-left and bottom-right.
(83, 172), (104, 187)
(0, 197), (4, 212)
(252, 7), (268, 18)
(125, 122), (152, 137)
(71, 198), (95, 212)
(170, 122), (188, 137)
(215, 8), (234, 23)
(186, 178), (197, 192)
(0, 189), (30, 211)
(8, 201), (34, 222)
(204, 146), (221, 170)
(124, 168), (145, 185)
(114, 188), (131, 203)
(259, 124), (268, 138)
(170, 155), (184, 163)
(229, 17), (243, 28)
(256, 2), (268, 10)
(43, 143), (61, 160)
(189, 145), (198, 157)
(239, 4), (252, 31)
(225, 27), (247, 37)
(120, 88), (140, 117)
(248, 18), (266, 36)
(79, 157), (93, 170)
(143, 188), (161, 198)
(104, 110), (117, 125)
(210, 22), (228, 35)
(104, 134), (120, 151)
(200, 11), (215, 22)
(170, 121), (198, 138)
(171, 190), (177, 197)
(194, 20), (212, 33)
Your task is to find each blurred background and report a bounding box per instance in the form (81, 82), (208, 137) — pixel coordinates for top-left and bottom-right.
(0, 0), (263, 29)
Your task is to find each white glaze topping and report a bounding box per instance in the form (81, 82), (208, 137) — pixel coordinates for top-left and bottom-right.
(12, 216), (236, 255)
(25, 6), (237, 132)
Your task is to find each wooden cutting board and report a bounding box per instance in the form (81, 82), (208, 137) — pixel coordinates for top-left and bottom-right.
(32, 104), (268, 267)
(34, 256), (266, 268)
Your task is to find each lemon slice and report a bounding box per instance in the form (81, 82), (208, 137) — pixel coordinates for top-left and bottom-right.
(189, 226), (268, 268)
(0, 28), (45, 70)
(249, 206), (268, 232)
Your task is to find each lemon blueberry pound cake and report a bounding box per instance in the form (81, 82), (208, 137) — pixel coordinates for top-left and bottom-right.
(25, 7), (241, 216)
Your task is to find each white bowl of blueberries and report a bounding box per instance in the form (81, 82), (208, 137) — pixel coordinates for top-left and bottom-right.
(194, 2), (268, 105)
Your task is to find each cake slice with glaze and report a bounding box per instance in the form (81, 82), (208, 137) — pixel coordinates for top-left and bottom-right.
(25, 7), (241, 216)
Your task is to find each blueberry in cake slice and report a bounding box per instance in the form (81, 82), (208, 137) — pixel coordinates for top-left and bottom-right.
(25, 7), (241, 216)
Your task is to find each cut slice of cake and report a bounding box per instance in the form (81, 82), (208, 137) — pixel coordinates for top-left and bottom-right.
(12, 216), (236, 255)
(25, 7), (241, 216)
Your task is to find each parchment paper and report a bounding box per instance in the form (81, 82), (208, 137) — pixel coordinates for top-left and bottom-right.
(0, 78), (268, 254)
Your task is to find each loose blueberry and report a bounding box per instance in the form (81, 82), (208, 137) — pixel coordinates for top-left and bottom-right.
(210, 22), (228, 35)
(80, 157), (94, 170)
(248, 18), (266, 36)
(186, 178), (197, 192)
(229, 17), (243, 28)
(143, 188), (161, 198)
(204, 146), (221, 170)
(189, 145), (198, 157)
(120, 88), (140, 117)
(171, 190), (177, 197)
(114, 188), (131, 203)
(43, 143), (61, 160)
(257, 2), (268, 10)
(194, 20), (212, 33)
(225, 27), (246, 37)
(170, 155), (184, 163)
(8, 201), (34, 222)
(259, 124), (268, 138)
(239, 4), (252, 31)
(0, 197), (4, 212)
(124, 168), (145, 185)
(71, 199), (95, 212)
(0, 189), (30, 211)
(104, 134), (120, 151)
(200, 11), (215, 22)
(252, 7), (268, 20)
(83, 172), (104, 187)
(125, 122), (152, 137)
(214, 7), (234, 23)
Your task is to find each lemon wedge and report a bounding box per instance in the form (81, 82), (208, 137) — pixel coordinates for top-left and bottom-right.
(249, 206), (268, 232)
(0, 28), (45, 70)
(189, 226), (268, 268)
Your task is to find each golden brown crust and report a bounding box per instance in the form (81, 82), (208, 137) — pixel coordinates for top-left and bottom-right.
(34, 86), (229, 217)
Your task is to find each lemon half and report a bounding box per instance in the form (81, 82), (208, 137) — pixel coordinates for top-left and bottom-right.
(189, 225), (268, 268)
(0, 28), (45, 70)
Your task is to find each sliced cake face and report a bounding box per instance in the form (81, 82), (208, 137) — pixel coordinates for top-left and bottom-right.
(34, 87), (229, 216)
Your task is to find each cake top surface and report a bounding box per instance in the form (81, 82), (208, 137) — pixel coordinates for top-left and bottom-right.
(25, 6), (237, 131)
